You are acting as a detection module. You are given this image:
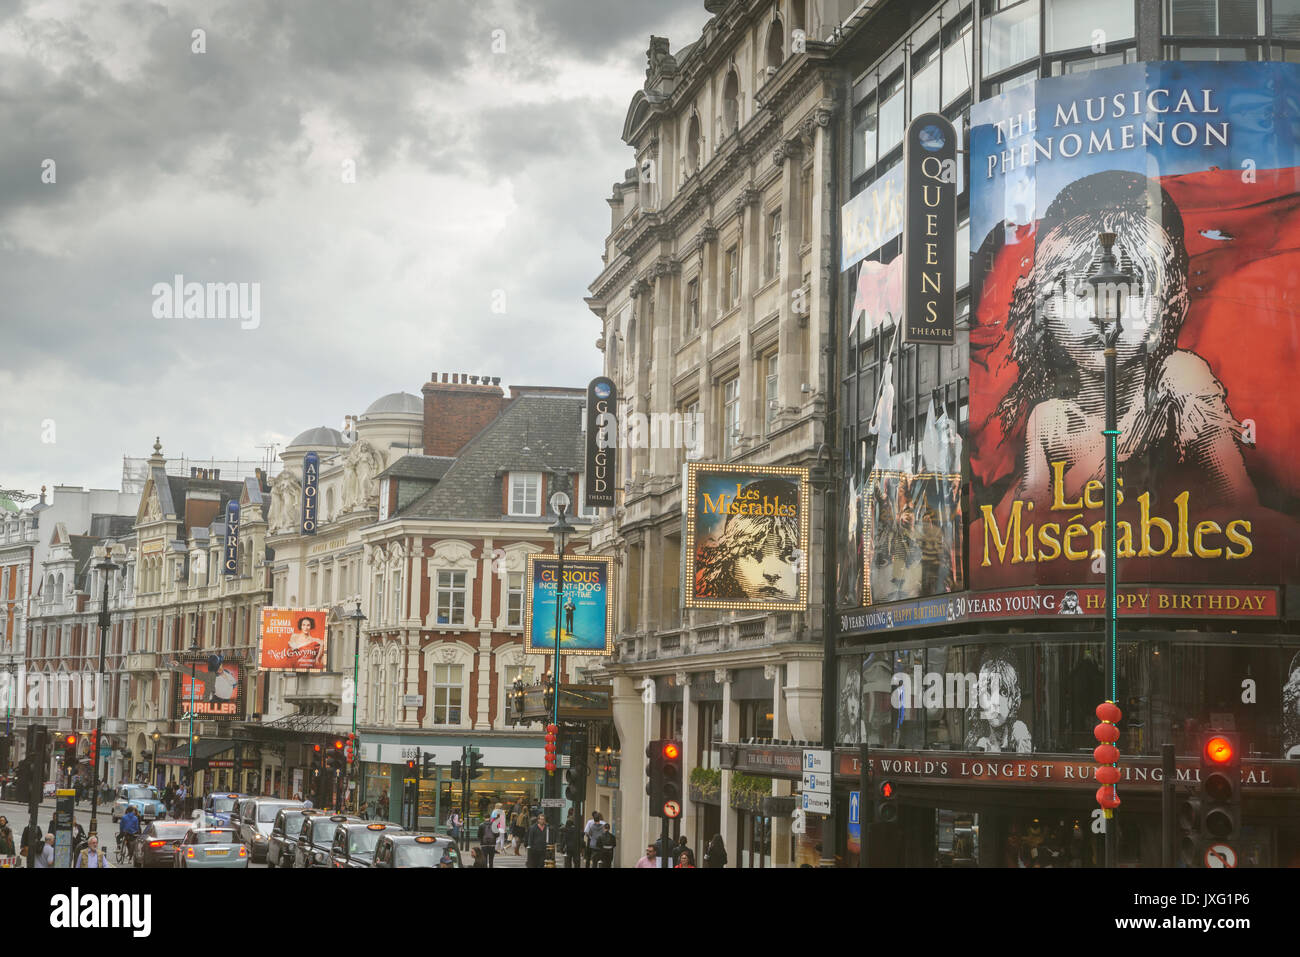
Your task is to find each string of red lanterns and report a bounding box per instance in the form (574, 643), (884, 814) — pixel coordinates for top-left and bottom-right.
(1093, 700), (1122, 813)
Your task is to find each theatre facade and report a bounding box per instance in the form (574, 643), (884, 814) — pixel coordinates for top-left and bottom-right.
(828, 1), (1300, 867)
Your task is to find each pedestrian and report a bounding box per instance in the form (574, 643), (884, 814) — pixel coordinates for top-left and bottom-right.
(377, 789), (389, 822)
(703, 834), (727, 868)
(583, 810), (603, 867)
(635, 841), (659, 869)
(674, 834), (694, 866)
(0, 816), (14, 857)
(34, 834), (55, 868)
(470, 845), (486, 868)
(490, 803), (506, 854)
(477, 815), (496, 868)
(676, 851), (695, 869)
(512, 803), (529, 855)
(561, 809), (579, 868)
(359, 801), (370, 821)
(76, 834), (110, 869)
(447, 809), (462, 843)
(597, 823), (616, 867)
(525, 814), (551, 869)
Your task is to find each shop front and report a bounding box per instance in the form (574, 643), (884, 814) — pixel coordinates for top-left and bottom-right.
(357, 737), (550, 832)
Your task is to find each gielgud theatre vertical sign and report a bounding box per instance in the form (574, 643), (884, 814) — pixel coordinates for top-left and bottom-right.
(968, 62), (1300, 597)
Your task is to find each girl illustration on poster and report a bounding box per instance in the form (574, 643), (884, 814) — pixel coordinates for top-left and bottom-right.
(694, 477), (801, 602)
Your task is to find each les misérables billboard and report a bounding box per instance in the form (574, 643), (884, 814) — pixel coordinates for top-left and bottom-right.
(969, 61), (1300, 597)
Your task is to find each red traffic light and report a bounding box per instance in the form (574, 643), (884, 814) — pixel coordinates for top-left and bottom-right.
(333, 739), (344, 750)
(879, 781), (894, 799)
(65, 734), (77, 747)
(313, 744), (322, 753)
(1204, 736), (1234, 765)
(662, 742), (680, 761)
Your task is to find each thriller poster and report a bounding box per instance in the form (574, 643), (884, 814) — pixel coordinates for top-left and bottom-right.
(684, 463), (810, 610)
(174, 657), (243, 720)
(524, 554), (615, 656)
(969, 62), (1300, 590)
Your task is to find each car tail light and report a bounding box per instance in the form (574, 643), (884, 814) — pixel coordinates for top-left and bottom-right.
(238, 845), (248, 858)
(186, 847), (195, 859)
(149, 840), (166, 848)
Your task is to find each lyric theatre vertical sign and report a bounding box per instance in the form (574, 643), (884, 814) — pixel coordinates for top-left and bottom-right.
(584, 377), (617, 509)
(903, 113), (956, 344)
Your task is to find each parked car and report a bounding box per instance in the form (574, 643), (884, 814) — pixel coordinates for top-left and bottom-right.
(238, 798), (304, 862)
(267, 807), (325, 869)
(133, 820), (193, 869)
(203, 792), (253, 828)
(330, 820), (405, 869)
(372, 833), (461, 869)
(111, 784), (167, 823)
(293, 814), (357, 869)
(174, 827), (249, 869)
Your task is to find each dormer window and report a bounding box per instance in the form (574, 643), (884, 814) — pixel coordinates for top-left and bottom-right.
(508, 472), (542, 517)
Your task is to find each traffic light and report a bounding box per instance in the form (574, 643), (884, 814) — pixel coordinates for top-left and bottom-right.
(329, 738), (345, 771)
(644, 739), (682, 818)
(405, 758), (416, 774)
(874, 779), (899, 824)
(544, 726), (557, 774)
(422, 752), (436, 777)
(62, 733), (78, 766)
(450, 758), (463, 780)
(467, 746), (486, 781)
(565, 759), (587, 803)
(1200, 731), (1241, 851)
(0, 733), (11, 774)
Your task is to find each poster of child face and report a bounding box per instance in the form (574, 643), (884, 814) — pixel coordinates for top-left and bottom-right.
(969, 62), (1300, 590)
(963, 652), (1033, 754)
(864, 470), (963, 605)
(837, 657), (863, 746)
(1284, 651), (1300, 759)
(685, 463), (811, 610)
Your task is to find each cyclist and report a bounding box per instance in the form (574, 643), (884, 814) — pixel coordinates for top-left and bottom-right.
(118, 805), (141, 861)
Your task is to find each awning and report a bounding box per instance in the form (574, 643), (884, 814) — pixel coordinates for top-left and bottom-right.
(156, 739), (234, 768)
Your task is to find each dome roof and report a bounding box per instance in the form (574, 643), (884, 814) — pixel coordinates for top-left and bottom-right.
(287, 426), (346, 449)
(363, 392), (422, 416)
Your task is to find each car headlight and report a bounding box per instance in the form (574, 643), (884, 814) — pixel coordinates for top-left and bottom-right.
(253, 833), (267, 842)
(314, 851), (327, 863)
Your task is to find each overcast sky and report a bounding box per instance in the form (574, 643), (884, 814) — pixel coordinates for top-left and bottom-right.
(0, 0), (712, 496)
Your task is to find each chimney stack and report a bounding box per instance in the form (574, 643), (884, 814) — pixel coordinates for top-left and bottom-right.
(421, 370), (507, 457)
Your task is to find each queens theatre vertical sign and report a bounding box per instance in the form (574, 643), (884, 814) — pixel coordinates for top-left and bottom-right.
(903, 113), (957, 344)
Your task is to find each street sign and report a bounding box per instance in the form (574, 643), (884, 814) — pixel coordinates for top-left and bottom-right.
(540, 797), (565, 808)
(1205, 844), (1237, 868)
(848, 790), (860, 825)
(401, 694), (423, 708)
(663, 800), (681, 819)
(802, 771), (831, 794)
(803, 749), (831, 774)
(801, 791), (831, 815)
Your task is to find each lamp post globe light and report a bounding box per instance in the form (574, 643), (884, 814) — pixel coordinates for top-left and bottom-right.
(89, 540), (125, 836)
(347, 600), (366, 811)
(1085, 231), (1132, 870)
(545, 485), (575, 847)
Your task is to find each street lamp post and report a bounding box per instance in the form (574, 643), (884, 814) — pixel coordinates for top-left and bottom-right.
(1086, 231), (1132, 869)
(348, 601), (366, 811)
(546, 488), (575, 847)
(188, 624), (199, 808)
(90, 541), (124, 836)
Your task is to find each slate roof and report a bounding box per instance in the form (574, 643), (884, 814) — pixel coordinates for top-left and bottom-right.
(397, 392), (587, 522)
(378, 455), (455, 481)
(155, 470), (244, 526)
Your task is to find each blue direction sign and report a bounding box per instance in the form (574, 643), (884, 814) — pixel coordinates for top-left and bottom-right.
(849, 790), (860, 825)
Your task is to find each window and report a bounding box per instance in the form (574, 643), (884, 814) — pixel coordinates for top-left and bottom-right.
(379, 481), (390, 521)
(725, 245), (740, 307)
(323, 567), (332, 604)
(766, 210), (782, 280)
(722, 70), (740, 133)
(504, 664), (534, 696)
(387, 652), (400, 725)
(681, 398), (702, 461)
(1047, 0), (1133, 52)
(801, 169), (813, 245)
(686, 113), (701, 172)
(575, 479), (599, 519)
(391, 571), (402, 622)
(1168, 0), (1260, 35)
(766, 18), (784, 70)
(686, 277), (699, 333)
(506, 571), (525, 627)
(912, 43), (941, 118)
(877, 73), (905, 156)
(309, 570), (318, 607)
(983, 0), (1040, 77)
(373, 572), (384, 625)
(436, 570), (467, 626)
(369, 653), (383, 723)
(697, 701), (723, 769)
(942, 16), (973, 105)
(431, 664), (463, 725)
(854, 96), (878, 176)
(765, 354), (779, 434)
(722, 377), (741, 458)
(508, 472), (541, 516)
(1278, 0), (1300, 37)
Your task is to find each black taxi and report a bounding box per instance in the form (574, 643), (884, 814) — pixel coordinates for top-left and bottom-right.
(372, 833), (461, 868)
(293, 813), (358, 869)
(330, 820), (405, 868)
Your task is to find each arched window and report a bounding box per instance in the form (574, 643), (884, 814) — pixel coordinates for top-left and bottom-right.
(55, 573), (64, 604)
(722, 70), (740, 133)
(325, 487), (335, 522)
(386, 648), (401, 725)
(686, 112), (701, 172)
(625, 317), (637, 382)
(369, 648), (384, 724)
(766, 18), (784, 70)
(45, 574), (54, 603)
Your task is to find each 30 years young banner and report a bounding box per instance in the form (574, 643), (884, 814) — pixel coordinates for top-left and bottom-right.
(969, 62), (1300, 589)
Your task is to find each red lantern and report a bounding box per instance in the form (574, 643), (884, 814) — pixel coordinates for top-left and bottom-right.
(1096, 785), (1121, 810)
(1095, 765), (1120, 785)
(1093, 722), (1120, 743)
(1096, 701), (1122, 724)
(1093, 743), (1119, 765)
